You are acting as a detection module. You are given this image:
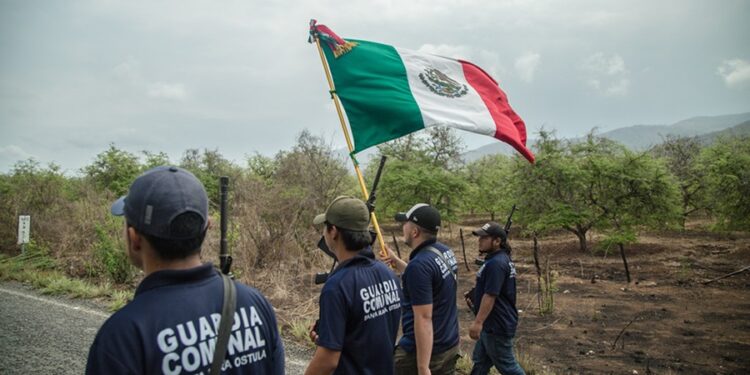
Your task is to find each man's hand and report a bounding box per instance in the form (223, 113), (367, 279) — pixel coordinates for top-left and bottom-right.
(381, 245), (407, 272)
(469, 320), (482, 340)
(418, 365), (432, 375)
(309, 321), (319, 343)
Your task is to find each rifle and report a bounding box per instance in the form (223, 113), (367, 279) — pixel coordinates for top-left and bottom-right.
(219, 176), (232, 275)
(391, 232), (401, 258)
(504, 204), (517, 235)
(314, 156), (387, 285)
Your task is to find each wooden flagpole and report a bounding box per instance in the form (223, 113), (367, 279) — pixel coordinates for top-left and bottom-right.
(313, 36), (389, 260)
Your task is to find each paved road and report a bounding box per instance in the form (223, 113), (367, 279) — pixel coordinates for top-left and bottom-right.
(0, 282), (309, 374)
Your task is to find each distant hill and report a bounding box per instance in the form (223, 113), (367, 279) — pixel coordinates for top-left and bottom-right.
(598, 112), (750, 150)
(696, 120), (750, 144)
(462, 111), (750, 162)
(462, 142), (517, 162)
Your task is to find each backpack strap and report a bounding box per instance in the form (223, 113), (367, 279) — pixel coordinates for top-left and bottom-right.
(424, 246), (457, 281)
(211, 273), (237, 375)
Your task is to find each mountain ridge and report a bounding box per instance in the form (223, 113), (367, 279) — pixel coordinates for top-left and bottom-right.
(462, 111), (750, 162)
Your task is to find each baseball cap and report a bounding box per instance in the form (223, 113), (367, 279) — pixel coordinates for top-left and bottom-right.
(111, 166), (209, 239)
(313, 196), (370, 231)
(472, 221), (507, 240)
(394, 203), (441, 233)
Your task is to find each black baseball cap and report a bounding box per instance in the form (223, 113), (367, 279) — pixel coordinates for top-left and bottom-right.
(472, 221), (506, 240)
(395, 203), (441, 233)
(110, 166), (209, 239)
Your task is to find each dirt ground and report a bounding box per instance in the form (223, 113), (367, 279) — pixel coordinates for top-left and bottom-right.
(260, 222), (750, 374)
(453, 227), (750, 375)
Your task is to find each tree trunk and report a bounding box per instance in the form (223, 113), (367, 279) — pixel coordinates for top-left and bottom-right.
(575, 230), (588, 253)
(533, 234), (543, 314)
(619, 243), (631, 283)
(532, 234), (541, 278)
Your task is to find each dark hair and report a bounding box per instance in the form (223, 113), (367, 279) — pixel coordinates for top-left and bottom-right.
(498, 237), (512, 255)
(133, 212), (207, 260)
(327, 223), (372, 251)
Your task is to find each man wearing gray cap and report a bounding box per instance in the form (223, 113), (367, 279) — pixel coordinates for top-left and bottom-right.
(386, 203), (459, 375)
(306, 196), (402, 375)
(466, 221), (524, 375)
(86, 166), (284, 375)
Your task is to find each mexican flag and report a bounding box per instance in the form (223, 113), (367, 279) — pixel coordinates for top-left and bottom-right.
(311, 21), (535, 163)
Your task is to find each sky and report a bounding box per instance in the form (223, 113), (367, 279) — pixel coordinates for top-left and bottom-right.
(1, 0), (749, 174)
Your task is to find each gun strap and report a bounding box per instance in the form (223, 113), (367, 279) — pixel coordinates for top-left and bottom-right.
(211, 272), (237, 375)
(424, 246), (457, 281)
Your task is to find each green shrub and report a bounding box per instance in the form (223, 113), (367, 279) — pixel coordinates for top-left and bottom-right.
(93, 219), (133, 284)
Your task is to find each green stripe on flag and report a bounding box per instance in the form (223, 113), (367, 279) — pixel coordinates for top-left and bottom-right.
(323, 39), (425, 154)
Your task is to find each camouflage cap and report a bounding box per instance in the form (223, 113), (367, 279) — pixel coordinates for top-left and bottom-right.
(313, 196), (370, 231)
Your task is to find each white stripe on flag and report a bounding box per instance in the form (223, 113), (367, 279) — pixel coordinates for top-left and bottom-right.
(397, 47), (497, 136)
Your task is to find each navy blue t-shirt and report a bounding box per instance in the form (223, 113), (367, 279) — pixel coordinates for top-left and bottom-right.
(316, 254), (402, 375)
(473, 250), (518, 337)
(86, 263), (284, 375)
(398, 239), (459, 354)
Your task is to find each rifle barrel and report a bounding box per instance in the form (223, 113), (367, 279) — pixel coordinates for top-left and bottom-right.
(219, 176), (230, 274)
(367, 156), (387, 209)
(460, 228), (470, 272)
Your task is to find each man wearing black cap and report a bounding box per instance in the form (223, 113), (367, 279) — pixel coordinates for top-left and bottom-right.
(306, 196), (402, 375)
(86, 166), (284, 375)
(467, 222), (524, 375)
(387, 203), (459, 375)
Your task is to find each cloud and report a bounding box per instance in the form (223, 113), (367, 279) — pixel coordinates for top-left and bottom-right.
(717, 59), (750, 88)
(0, 145), (35, 164)
(147, 82), (188, 100)
(583, 52), (626, 75)
(113, 58), (188, 100)
(582, 52), (630, 96)
(113, 57), (142, 82)
(605, 78), (630, 96)
(515, 52), (541, 83)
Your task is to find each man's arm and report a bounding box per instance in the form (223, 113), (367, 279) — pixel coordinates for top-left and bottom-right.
(413, 303), (433, 375)
(383, 245), (407, 272)
(469, 293), (496, 340)
(304, 347), (342, 375)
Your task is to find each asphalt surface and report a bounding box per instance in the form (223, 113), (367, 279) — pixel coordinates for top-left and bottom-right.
(0, 281), (309, 374)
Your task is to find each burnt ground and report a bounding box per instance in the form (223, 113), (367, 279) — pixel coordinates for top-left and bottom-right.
(451, 229), (750, 375)
(254, 224), (750, 374)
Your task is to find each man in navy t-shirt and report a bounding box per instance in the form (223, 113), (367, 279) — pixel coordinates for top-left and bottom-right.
(86, 166), (284, 375)
(466, 221), (525, 375)
(305, 196), (402, 375)
(385, 203), (459, 375)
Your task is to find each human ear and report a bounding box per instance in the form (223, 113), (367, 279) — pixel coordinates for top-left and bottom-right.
(127, 227), (141, 251)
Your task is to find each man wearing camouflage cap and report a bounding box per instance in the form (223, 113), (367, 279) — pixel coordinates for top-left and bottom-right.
(306, 196), (402, 375)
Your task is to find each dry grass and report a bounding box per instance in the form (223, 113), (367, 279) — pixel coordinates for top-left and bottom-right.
(0, 250), (128, 312)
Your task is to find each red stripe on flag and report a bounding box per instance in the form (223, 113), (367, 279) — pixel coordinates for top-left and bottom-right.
(459, 60), (535, 163)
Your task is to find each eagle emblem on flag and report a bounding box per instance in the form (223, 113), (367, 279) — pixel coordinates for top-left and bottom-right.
(418, 67), (468, 98)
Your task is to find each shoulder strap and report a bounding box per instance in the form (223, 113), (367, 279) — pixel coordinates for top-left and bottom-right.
(424, 246), (457, 281)
(211, 273), (237, 375)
